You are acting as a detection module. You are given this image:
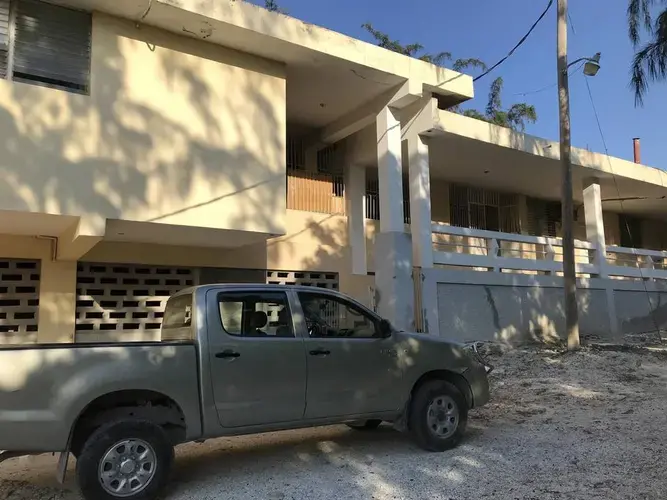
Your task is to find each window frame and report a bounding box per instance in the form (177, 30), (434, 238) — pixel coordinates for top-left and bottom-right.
(216, 290), (296, 339)
(1, 0), (92, 94)
(296, 290), (382, 340)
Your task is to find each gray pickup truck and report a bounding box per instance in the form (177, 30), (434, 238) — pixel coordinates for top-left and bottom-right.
(0, 284), (490, 500)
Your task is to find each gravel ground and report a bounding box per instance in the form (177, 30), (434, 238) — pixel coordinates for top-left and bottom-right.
(2, 345), (667, 500)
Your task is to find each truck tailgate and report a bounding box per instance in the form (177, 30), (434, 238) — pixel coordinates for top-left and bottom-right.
(0, 342), (200, 452)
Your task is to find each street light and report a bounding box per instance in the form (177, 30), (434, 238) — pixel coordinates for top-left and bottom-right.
(567, 52), (602, 77)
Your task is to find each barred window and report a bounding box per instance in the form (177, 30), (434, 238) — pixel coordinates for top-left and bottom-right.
(450, 184), (520, 233)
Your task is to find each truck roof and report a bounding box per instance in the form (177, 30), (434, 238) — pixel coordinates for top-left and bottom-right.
(172, 283), (348, 297)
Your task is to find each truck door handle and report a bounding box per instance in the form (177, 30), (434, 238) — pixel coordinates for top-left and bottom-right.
(216, 350), (240, 359)
(309, 349), (330, 356)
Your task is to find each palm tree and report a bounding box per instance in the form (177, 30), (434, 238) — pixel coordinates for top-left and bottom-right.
(463, 77), (537, 131)
(362, 24), (537, 131)
(628, 0), (667, 104)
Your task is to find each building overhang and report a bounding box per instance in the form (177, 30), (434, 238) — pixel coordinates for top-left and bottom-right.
(0, 211), (279, 261)
(423, 111), (667, 219)
(52, 0), (474, 115)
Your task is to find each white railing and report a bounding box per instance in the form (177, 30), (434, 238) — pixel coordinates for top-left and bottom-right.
(605, 246), (667, 280)
(431, 224), (667, 281)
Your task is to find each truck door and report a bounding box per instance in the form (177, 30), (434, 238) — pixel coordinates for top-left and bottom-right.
(295, 290), (404, 419)
(206, 289), (307, 427)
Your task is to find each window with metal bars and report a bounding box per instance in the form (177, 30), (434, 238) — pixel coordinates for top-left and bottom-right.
(0, 0), (91, 94)
(450, 184), (520, 233)
(286, 136), (305, 171)
(526, 197), (562, 237)
(365, 172), (411, 224)
(619, 214), (643, 248)
(316, 144), (345, 196)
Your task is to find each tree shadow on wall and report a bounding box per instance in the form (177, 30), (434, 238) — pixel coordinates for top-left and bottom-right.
(0, 15), (283, 238)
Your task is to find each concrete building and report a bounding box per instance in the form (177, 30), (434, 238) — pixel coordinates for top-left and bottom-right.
(0, 0), (666, 345)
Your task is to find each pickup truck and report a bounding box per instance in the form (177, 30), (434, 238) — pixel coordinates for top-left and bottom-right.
(0, 284), (491, 500)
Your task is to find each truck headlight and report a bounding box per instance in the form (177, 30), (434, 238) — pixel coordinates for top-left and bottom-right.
(462, 341), (494, 374)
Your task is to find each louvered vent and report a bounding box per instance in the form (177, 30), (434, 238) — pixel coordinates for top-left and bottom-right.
(75, 263), (196, 335)
(0, 258), (40, 342)
(266, 270), (339, 290)
(12, 0), (91, 92)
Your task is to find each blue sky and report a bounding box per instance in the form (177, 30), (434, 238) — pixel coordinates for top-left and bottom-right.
(254, 0), (666, 169)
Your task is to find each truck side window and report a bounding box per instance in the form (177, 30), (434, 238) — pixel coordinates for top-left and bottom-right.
(217, 292), (294, 338)
(297, 292), (378, 339)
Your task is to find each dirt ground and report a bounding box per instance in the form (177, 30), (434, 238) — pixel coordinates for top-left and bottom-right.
(2, 344), (667, 500)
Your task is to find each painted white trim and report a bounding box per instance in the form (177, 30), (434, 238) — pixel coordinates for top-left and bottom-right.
(432, 223), (594, 249)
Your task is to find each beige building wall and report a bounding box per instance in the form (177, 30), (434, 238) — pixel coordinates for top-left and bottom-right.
(0, 13), (286, 238)
(0, 235), (77, 344)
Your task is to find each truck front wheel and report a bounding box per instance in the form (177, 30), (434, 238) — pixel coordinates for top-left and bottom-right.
(76, 419), (174, 500)
(409, 380), (468, 452)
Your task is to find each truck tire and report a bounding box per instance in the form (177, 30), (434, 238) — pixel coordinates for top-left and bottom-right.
(346, 419), (382, 431)
(76, 419), (174, 500)
(409, 380), (467, 452)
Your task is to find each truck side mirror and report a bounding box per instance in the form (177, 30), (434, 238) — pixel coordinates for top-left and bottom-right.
(378, 319), (392, 338)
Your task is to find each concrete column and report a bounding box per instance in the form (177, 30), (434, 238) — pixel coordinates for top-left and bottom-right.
(408, 135), (434, 269)
(38, 260), (77, 343)
(345, 165), (367, 275)
(584, 179), (619, 336)
(374, 106), (414, 331)
(376, 106), (405, 233)
(583, 180), (607, 258)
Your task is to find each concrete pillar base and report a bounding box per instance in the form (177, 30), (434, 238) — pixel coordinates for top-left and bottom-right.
(374, 231), (414, 331)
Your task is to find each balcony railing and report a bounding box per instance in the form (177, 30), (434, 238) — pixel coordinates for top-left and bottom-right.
(431, 224), (667, 281)
(287, 170), (345, 215)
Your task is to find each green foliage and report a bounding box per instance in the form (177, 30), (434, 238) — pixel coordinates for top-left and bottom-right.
(463, 77), (537, 131)
(362, 24), (537, 131)
(262, 0), (287, 14)
(627, 0), (667, 105)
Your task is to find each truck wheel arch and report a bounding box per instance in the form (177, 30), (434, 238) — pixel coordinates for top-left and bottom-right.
(70, 389), (187, 457)
(410, 370), (473, 412)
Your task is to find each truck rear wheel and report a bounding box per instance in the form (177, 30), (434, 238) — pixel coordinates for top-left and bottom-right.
(409, 380), (467, 452)
(76, 419), (174, 500)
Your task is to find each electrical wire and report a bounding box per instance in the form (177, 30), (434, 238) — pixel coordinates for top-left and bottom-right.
(584, 77), (664, 342)
(513, 61), (585, 97)
(473, 0), (554, 82)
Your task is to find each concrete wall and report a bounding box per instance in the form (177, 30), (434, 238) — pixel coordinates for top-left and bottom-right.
(427, 267), (667, 345)
(0, 13), (286, 237)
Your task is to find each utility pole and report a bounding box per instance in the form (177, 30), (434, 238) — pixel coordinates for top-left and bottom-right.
(557, 0), (580, 350)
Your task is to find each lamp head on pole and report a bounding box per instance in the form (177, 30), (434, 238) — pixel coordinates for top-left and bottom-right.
(583, 52), (601, 77)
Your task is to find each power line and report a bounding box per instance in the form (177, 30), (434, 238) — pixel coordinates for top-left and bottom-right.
(513, 61), (584, 97)
(567, 11), (577, 35)
(473, 0), (554, 82)
(584, 77), (664, 342)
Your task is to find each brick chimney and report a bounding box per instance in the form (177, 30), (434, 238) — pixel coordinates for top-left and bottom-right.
(633, 137), (641, 164)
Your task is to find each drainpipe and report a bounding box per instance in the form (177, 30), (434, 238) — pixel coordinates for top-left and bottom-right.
(633, 137), (641, 164)
(35, 236), (58, 262)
